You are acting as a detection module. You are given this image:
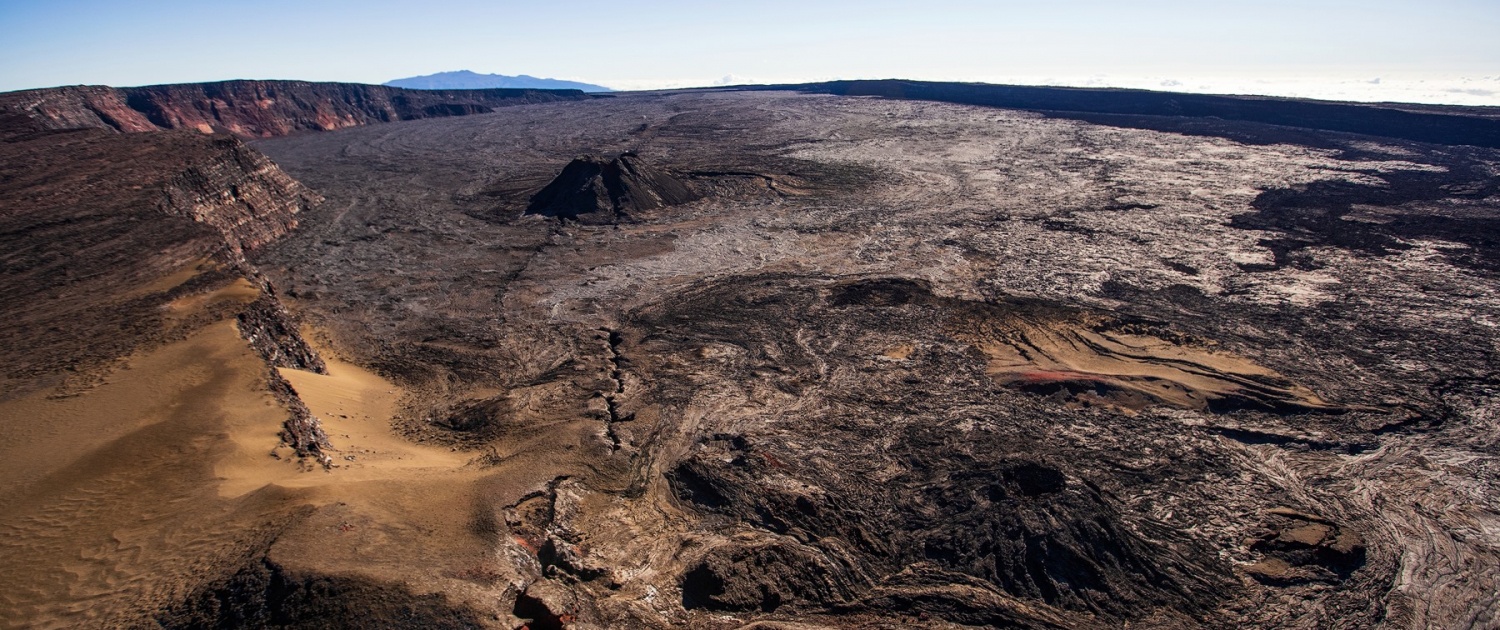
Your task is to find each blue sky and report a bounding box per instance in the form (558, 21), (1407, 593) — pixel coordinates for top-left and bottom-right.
(3, 1), (1497, 103)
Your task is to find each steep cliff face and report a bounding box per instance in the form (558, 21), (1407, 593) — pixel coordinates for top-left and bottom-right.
(0, 127), (318, 391)
(0, 85), (159, 134)
(0, 80), (595, 138)
(157, 135), (318, 258)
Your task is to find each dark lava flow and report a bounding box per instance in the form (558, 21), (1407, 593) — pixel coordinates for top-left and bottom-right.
(3, 81), (1498, 629)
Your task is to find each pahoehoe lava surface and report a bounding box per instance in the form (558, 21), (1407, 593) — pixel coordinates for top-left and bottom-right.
(3, 84), (1499, 629)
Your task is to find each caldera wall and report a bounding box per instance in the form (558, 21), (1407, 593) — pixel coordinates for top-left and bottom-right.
(0, 80), (595, 138)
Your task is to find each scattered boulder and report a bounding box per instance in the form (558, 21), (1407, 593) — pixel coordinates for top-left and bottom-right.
(526, 152), (700, 222)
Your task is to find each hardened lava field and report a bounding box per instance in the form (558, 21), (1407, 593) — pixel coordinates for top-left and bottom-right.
(2, 83), (1498, 629)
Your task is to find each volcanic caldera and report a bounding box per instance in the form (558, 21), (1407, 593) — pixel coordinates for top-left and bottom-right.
(1, 81), (1498, 629)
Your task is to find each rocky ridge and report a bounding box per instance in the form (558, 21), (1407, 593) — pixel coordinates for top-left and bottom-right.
(0, 119), (331, 462)
(0, 80), (595, 139)
(157, 135), (320, 258)
(756, 79), (1500, 148)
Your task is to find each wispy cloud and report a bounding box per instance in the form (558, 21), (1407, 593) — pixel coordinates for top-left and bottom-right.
(1445, 88), (1496, 97)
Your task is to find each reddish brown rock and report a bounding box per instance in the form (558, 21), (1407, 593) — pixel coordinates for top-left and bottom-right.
(156, 135), (317, 258)
(0, 80), (594, 139)
(0, 85), (158, 134)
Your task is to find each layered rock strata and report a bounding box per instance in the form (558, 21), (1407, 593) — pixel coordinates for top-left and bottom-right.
(0, 80), (594, 139)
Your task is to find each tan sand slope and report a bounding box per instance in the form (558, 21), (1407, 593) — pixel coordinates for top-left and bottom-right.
(216, 355), (471, 497)
(0, 312), (496, 628)
(0, 320), (295, 628)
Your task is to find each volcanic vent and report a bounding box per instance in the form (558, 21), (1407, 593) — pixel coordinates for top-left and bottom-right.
(526, 152), (700, 222)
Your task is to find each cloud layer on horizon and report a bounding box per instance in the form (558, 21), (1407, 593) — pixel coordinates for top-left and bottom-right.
(587, 75), (1500, 107)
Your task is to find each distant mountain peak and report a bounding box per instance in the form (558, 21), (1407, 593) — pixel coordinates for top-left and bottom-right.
(385, 71), (611, 93)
